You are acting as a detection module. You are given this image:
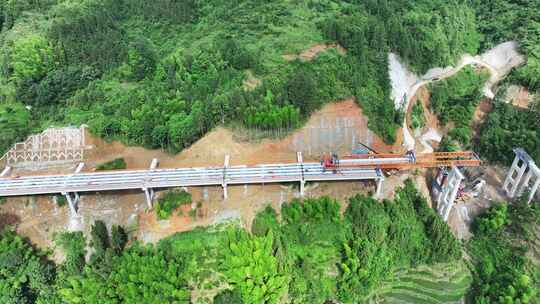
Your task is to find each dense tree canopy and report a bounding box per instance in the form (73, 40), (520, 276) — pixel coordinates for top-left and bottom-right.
(468, 200), (540, 303)
(0, 183), (468, 303)
(0, 0), (498, 154)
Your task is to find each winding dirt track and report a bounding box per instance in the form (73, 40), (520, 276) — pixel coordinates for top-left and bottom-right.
(397, 42), (524, 151)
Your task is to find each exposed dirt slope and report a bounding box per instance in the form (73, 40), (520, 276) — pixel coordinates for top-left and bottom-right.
(2, 99), (400, 249)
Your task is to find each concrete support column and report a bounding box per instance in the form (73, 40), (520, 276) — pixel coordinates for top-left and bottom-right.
(142, 158), (159, 209)
(223, 155), (230, 200)
(503, 154), (528, 197)
(518, 169), (534, 197)
(297, 152), (306, 197)
(0, 166), (11, 177)
(375, 178), (384, 198)
(75, 162), (85, 174)
(503, 149), (540, 203)
(63, 163), (84, 216)
(374, 169), (385, 199)
(63, 192), (79, 216)
(437, 167), (464, 222)
(503, 155), (520, 192)
(143, 188), (154, 209)
(528, 179), (540, 204)
(510, 162), (528, 198)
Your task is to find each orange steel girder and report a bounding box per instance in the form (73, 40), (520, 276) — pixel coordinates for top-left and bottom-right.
(341, 151), (481, 170)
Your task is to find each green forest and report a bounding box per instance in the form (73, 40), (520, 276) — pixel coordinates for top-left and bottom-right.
(1, 182), (538, 303)
(0, 181), (465, 303)
(1, 0), (540, 303)
(0, 0), (537, 155)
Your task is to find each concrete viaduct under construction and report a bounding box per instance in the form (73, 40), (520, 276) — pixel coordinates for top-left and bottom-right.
(0, 153), (386, 215)
(0, 150), (486, 216)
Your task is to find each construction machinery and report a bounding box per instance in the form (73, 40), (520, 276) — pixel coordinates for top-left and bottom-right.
(321, 150), (481, 172)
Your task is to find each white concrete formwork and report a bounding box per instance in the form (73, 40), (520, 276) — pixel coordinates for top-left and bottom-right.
(503, 148), (540, 203)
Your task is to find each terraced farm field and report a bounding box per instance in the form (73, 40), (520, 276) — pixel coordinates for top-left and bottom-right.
(370, 262), (472, 304)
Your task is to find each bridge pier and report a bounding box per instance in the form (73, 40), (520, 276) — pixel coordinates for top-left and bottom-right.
(503, 148), (540, 203)
(374, 169), (384, 199)
(223, 155), (230, 200)
(436, 167), (464, 221)
(143, 188), (155, 209)
(0, 166), (11, 177)
(63, 192), (80, 216)
(297, 152), (306, 197)
(142, 158), (159, 209)
(63, 162), (85, 216)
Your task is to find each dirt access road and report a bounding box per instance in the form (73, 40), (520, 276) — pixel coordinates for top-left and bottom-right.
(390, 41), (525, 152)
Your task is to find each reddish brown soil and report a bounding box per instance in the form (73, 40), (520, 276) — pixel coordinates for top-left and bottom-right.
(2, 99), (403, 248)
(472, 99), (493, 136)
(417, 87), (441, 131)
(506, 85), (534, 109)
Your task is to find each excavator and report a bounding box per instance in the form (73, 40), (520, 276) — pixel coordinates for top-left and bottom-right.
(321, 142), (481, 172)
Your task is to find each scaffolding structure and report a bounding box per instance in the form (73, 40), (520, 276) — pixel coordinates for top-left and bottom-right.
(0, 126), (87, 167)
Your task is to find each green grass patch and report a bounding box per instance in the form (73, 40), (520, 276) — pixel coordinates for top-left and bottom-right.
(55, 195), (67, 207)
(410, 102), (426, 130)
(374, 262), (471, 304)
(96, 158), (127, 171)
(155, 189), (192, 220)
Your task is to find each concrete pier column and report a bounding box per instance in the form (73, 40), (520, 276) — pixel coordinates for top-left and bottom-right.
(74, 162), (85, 174)
(437, 167), (464, 222)
(373, 169), (385, 199)
(503, 148), (540, 203)
(375, 178), (384, 198)
(63, 192), (79, 216)
(223, 155), (230, 200)
(503, 155), (521, 192)
(528, 179), (540, 204)
(518, 169), (534, 197)
(503, 152), (528, 197)
(297, 152), (306, 197)
(510, 161), (528, 197)
(63, 163), (85, 215)
(143, 188), (154, 209)
(0, 166), (11, 177)
(142, 158), (159, 209)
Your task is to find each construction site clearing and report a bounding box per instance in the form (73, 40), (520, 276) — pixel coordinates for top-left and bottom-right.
(0, 100), (538, 256)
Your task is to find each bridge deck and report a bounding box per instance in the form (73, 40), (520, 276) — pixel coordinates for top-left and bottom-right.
(0, 162), (382, 197)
